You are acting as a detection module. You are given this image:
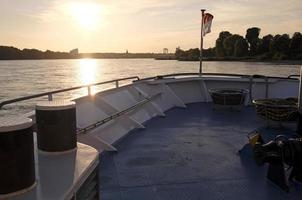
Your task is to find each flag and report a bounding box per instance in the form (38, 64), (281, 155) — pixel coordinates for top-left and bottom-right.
(202, 13), (214, 36)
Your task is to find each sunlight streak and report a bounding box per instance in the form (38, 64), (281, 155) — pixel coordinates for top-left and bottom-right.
(78, 59), (98, 94)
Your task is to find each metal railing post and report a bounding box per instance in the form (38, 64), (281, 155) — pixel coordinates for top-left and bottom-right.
(88, 86), (91, 96)
(249, 76), (253, 105)
(115, 80), (119, 88)
(48, 94), (53, 101)
(265, 77), (269, 98)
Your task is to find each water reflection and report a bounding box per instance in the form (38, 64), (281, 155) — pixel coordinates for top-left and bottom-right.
(78, 59), (98, 85)
(0, 59), (300, 117)
(77, 59), (99, 95)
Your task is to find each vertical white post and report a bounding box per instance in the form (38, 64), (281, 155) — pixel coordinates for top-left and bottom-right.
(199, 9), (205, 75)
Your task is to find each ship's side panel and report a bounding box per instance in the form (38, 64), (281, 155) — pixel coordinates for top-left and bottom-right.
(166, 81), (204, 104)
(268, 79), (298, 98)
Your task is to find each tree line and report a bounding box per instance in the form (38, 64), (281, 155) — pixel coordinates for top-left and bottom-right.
(175, 27), (302, 61)
(0, 46), (156, 60)
(0, 46), (76, 60)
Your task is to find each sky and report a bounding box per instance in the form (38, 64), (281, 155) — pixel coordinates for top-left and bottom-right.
(0, 0), (301, 53)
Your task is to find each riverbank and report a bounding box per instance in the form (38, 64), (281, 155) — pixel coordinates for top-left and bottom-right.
(178, 57), (302, 65)
(1, 46), (301, 64)
(0, 45), (158, 60)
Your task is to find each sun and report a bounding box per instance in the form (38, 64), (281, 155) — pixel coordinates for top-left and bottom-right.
(69, 2), (102, 30)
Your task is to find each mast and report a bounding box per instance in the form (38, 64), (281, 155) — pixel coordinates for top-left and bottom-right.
(199, 9), (206, 75)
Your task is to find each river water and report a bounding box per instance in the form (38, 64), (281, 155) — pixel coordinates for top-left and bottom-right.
(0, 59), (301, 116)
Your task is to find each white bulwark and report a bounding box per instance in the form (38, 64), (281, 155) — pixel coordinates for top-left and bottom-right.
(12, 142), (99, 200)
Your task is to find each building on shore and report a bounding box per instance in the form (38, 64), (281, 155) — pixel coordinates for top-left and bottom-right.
(70, 48), (79, 55)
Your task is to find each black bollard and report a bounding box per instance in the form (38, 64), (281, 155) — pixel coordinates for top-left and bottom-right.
(0, 117), (36, 197)
(36, 101), (77, 153)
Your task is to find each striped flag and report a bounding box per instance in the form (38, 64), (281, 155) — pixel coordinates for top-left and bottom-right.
(202, 13), (214, 36)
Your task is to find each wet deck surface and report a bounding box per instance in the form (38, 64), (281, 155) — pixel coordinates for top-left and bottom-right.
(99, 103), (302, 200)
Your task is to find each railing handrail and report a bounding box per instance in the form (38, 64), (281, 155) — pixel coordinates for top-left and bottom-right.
(288, 74), (300, 79)
(134, 72), (298, 103)
(1, 72), (299, 109)
(136, 73), (250, 81)
(136, 72), (299, 82)
(77, 93), (161, 134)
(0, 76), (139, 109)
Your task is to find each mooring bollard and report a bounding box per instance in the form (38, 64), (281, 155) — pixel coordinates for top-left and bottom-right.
(0, 117), (36, 198)
(36, 101), (77, 153)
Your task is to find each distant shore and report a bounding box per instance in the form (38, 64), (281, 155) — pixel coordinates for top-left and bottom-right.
(1, 45), (302, 65)
(178, 58), (302, 65)
(1, 57), (301, 65)
(0, 45), (160, 60)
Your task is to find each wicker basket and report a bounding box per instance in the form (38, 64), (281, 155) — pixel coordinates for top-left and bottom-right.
(209, 88), (249, 105)
(253, 98), (298, 122)
(208, 88), (249, 111)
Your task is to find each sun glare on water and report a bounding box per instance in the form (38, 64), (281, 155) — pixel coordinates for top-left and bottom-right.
(69, 2), (102, 30)
(78, 58), (98, 88)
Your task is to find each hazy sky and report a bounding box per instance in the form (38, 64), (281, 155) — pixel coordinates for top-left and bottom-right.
(1, 0), (301, 53)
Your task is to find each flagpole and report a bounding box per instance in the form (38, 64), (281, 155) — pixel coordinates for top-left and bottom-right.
(199, 9), (206, 75)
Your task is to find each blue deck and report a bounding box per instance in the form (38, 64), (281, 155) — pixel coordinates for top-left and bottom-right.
(99, 103), (302, 200)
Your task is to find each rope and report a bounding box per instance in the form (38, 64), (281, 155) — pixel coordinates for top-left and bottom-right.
(254, 98), (298, 122)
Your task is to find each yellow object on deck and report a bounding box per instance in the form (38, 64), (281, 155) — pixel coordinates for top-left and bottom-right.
(248, 132), (262, 147)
